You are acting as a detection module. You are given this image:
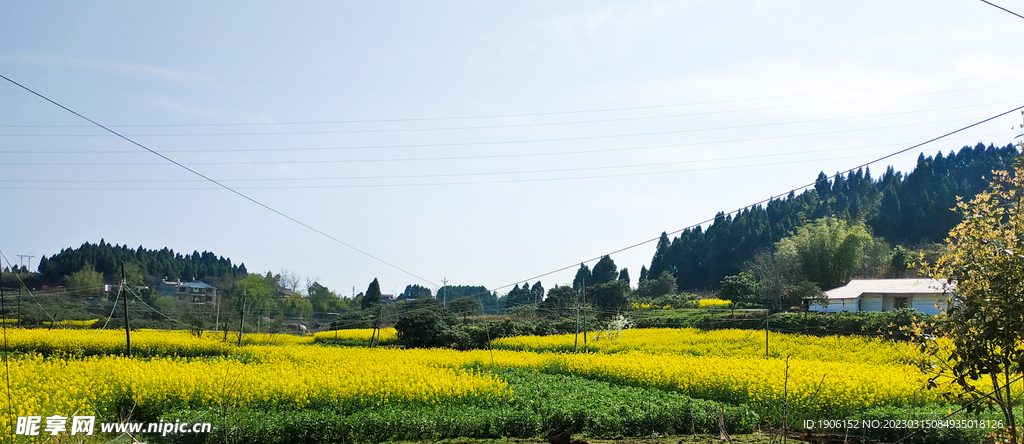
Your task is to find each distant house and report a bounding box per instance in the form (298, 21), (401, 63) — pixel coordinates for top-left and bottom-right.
(808, 278), (949, 315)
(381, 294), (397, 304)
(157, 279), (218, 305)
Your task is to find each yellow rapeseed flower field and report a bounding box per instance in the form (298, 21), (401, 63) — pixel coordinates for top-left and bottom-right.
(1, 343), (509, 438)
(3, 328), (314, 357)
(313, 328), (397, 342)
(0, 326), (963, 437)
(492, 327), (908, 365)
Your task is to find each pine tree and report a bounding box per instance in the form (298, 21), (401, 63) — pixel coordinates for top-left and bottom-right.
(591, 255), (618, 286)
(361, 278), (383, 310)
(572, 264), (592, 290)
(617, 268), (630, 287)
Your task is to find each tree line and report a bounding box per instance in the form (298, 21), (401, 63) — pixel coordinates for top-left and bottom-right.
(36, 240), (248, 289)
(644, 143), (1019, 292)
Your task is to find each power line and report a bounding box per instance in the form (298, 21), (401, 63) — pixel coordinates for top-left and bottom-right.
(979, 0), (1024, 20)
(4, 102), (1019, 138)
(0, 74), (439, 288)
(0, 250), (62, 327)
(0, 151), (916, 191)
(482, 104), (1024, 294)
(4, 133), (1014, 188)
(3, 72), (1021, 129)
(0, 116), (1002, 167)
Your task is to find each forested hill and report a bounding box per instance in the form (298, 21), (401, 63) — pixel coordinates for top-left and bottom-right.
(646, 142), (1020, 291)
(37, 240), (247, 287)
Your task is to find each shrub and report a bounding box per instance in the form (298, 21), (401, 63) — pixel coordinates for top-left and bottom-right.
(394, 298), (459, 348)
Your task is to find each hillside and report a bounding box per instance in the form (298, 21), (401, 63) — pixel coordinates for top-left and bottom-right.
(35, 240), (247, 288)
(645, 142), (1020, 291)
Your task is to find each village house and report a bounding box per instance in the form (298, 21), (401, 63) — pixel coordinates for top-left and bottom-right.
(157, 279), (218, 305)
(808, 278), (950, 315)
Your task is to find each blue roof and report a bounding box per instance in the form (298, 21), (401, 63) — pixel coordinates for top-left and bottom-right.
(181, 281), (215, 289)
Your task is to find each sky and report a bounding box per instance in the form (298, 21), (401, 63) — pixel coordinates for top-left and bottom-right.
(2, 0), (1023, 298)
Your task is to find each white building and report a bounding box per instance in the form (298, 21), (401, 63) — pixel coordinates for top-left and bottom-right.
(809, 278), (950, 315)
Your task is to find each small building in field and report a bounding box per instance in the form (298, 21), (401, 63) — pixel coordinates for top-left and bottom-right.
(157, 279), (218, 305)
(808, 278), (949, 315)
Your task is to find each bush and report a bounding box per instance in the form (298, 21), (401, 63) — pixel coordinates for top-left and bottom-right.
(159, 370), (760, 444)
(631, 308), (934, 340)
(394, 298), (459, 348)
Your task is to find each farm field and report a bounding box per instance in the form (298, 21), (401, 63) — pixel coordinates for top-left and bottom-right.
(0, 327), (1003, 444)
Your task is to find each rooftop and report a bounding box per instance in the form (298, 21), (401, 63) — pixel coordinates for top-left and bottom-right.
(824, 278), (949, 300)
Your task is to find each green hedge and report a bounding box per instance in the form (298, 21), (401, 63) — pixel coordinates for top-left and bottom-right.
(156, 369), (758, 444)
(633, 308), (935, 340)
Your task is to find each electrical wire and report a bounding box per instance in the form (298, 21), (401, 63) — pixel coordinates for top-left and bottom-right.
(480, 104), (1024, 294)
(91, 281), (123, 334)
(0, 74), (439, 289)
(4, 95), (1022, 138)
(123, 286), (203, 329)
(3, 71), (1021, 129)
(0, 150), (917, 191)
(0, 117), (1002, 172)
(0, 112), (1005, 141)
(0, 250), (62, 328)
(979, 0), (1024, 20)
(1, 259), (12, 444)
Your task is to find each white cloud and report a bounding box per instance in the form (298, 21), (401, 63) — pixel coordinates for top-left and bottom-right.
(12, 53), (191, 83)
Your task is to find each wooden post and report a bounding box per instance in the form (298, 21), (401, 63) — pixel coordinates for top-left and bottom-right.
(121, 262), (131, 357)
(371, 304), (383, 347)
(574, 285), (580, 354)
(237, 288), (246, 347)
(582, 280), (587, 346)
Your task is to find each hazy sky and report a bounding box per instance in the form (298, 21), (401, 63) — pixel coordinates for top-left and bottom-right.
(2, 1), (1023, 297)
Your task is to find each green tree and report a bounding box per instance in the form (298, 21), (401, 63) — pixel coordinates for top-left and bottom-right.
(719, 271), (758, 304)
(572, 263), (592, 290)
(530, 281), (545, 304)
(505, 283), (533, 309)
(361, 278), (383, 310)
(541, 285), (575, 316)
(307, 281), (343, 314)
(635, 270), (677, 299)
(398, 284), (432, 300)
(775, 217), (873, 291)
(590, 255), (618, 286)
(617, 268), (630, 287)
(232, 273), (274, 317)
(394, 298), (458, 348)
(587, 280), (630, 315)
(889, 245), (910, 278)
(121, 262), (145, 288)
(279, 295), (313, 318)
(448, 297), (481, 319)
(921, 162), (1024, 443)
(64, 264), (104, 298)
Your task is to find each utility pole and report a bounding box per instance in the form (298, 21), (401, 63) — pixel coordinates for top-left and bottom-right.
(214, 292), (220, 335)
(582, 278), (587, 346)
(16, 255), (34, 272)
(441, 278), (448, 307)
(121, 262), (131, 357)
(574, 286), (580, 354)
(765, 309), (769, 359)
(238, 288), (246, 347)
(371, 304), (384, 347)
(2, 271), (7, 335)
